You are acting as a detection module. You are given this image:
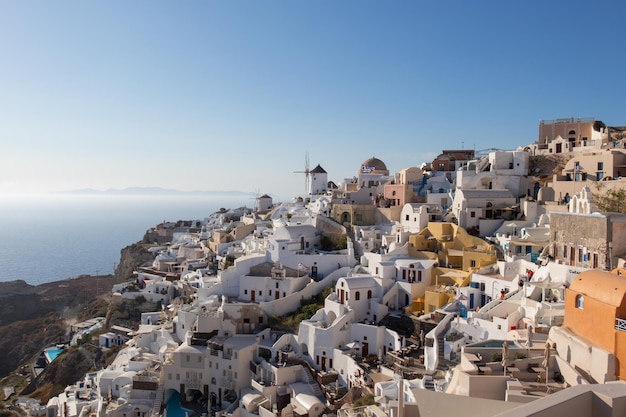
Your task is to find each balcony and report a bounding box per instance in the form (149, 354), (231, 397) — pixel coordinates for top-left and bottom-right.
(616, 318), (626, 332)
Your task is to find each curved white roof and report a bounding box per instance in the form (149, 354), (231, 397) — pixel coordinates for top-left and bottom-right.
(272, 224), (317, 240)
(338, 276), (376, 289)
(295, 392), (323, 410)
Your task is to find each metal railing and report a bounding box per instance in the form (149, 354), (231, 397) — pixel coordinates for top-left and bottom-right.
(616, 318), (626, 332)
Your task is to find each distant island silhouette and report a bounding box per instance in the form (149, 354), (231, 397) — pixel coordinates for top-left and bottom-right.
(52, 187), (253, 196)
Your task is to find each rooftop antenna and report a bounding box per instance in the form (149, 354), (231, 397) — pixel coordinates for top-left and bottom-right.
(293, 151), (311, 195)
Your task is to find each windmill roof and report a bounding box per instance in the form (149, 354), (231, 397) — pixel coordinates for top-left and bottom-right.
(310, 164), (327, 174)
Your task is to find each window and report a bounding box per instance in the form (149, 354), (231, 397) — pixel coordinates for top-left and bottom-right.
(470, 211), (475, 218)
(405, 214), (409, 221)
(563, 245), (567, 258)
(276, 282), (279, 288)
(367, 290), (372, 299)
(470, 260), (477, 267)
(244, 289), (248, 295)
(598, 162), (604, 170)
(259, 316), (264, 324)
(259, 291), (262, 296)
(576, 294), (584, 310)
(355, 291), (360, 301)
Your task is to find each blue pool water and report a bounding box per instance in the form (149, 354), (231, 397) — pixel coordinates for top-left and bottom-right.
(44, 347), (64, 363)
(166, 391), (193, 417)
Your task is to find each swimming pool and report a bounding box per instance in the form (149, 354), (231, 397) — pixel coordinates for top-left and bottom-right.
(470, 340), (522, 348)
(166, 390), (193, 417)
(44, 347), (64, 363)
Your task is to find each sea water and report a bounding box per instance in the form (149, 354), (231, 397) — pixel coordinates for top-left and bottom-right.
(0, 194), (251, 285)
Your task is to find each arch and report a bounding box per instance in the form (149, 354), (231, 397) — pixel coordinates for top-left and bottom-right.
(326, 311), (337, 327)
(341, 212), (351, 224)
(576, 294), (584, 309)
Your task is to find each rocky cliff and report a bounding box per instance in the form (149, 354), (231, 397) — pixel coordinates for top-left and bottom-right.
(0, 239), (156, 380)
(114, 241), (155, 282)
(0, 275), (117, 378)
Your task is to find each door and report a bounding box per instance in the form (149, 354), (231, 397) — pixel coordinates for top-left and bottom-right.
(469, 293), (474, 309)
(251, 290), (256, 302)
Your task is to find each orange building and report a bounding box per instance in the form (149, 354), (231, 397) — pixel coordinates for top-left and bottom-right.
(564, 269), (626, 381)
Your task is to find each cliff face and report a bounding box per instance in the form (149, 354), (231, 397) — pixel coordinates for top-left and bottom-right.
(0, 239), (156, 379)
(0, 275), (117, 377)
(114, 242), (155, 282)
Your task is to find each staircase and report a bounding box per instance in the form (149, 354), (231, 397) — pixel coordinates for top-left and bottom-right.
(302, 364), (325, 399)
(435, 321), (452, 371)
(151, 371), (165, 417)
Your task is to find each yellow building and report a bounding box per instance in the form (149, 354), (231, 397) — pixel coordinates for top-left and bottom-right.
(408, 222), (496, 313)
(409, 222), (497, 272)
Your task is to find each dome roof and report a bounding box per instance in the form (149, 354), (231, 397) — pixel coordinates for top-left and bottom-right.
(360, 156), (388, 175)
(569, 270), (626, 308)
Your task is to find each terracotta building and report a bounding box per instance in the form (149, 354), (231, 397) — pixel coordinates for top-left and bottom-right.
(562, 269), (626, 381)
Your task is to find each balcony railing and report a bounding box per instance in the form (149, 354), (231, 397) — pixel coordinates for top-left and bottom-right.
(616, 318), (626, 332)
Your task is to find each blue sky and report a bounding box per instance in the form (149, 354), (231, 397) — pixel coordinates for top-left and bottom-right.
(1, 1), (625, 201)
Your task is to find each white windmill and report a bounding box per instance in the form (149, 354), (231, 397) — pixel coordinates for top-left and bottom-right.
(293, 151), (311, 196)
